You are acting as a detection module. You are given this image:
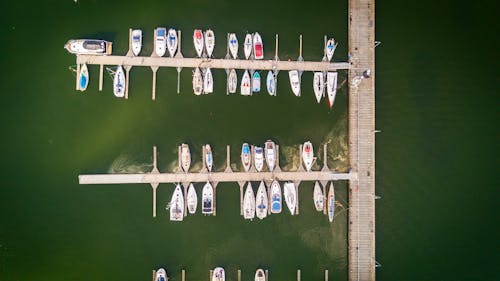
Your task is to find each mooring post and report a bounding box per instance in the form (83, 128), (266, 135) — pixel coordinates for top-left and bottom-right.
(297, 269), (301, 281)
(152, 270), (156, 281)
(265, 269), (269, 281)
(125, 66), (131, 99)
(182, 269), (185, 281)
(209, 270), (213, 281)
(275, 34), (279, 61)
(213, 183), (217, 216)
(324, 269), (328, 281)
(237, 269), (241, 281)
(75, 63), (80, 90)
(226, 145), (231, 171)
(99, 64), (103, 91)
(151, 66), (158, 100)
(151, 183), (158, 218)
(127, 28), (133, 56)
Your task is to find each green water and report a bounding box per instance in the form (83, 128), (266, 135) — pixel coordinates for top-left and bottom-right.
(0, 0), (497, 280)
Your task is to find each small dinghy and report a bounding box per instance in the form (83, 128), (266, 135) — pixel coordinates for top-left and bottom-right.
(167, 28), (178, 57)
(241, 143), (252, 172)
(313, 72), (325, 103)
(289, 70), (301, 97)
(266, 71), (276, 96)
(328, 182), (335, 222)
(326, 72), (338, 109)
(203, 68), (213, 94)
(253, 32), (264, 60)
(325, 38), (336, 62)
(64, 39), (112, 55)
(205, 144), (213, 172)
(270, 180), (282, 214)
(155, 27), (167, 57)
(155, 268), (168, 281)
(205, 29), (215, 58)
(240, 70), (251, 96)
(113, 65), (125, 98)
(243, 182), (256, 220)
(252, 71), (261, 92)
(212, 267), (225, 281)
(187, 183), (197, 214)
(228, 33), (238, 59)
(244, 33), (253, 59)
(284, 182), (297, 215)
(228, 69), (237, 94)
(169, 184), (184, 221)
(131, 29), (142, 56)
(181, 143), (191, 172)
(313, 181), (324, 212)
(193, 29), (204, 57)
(302, 141), (314, 171)
(78, 63), (89, 91)
(256, 181), (268, 219)
(254, 146), (264, 172)
(202, 182), (214, 215)
(193, 68), (203, 95)
(264, 140), (276, 172)
(255, 269), (265, 281)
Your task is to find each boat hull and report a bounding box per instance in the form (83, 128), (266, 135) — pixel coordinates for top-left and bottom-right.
(243, 182), (255, 220)
(167, 28), (178, 57)
(202, 182), (214, 215)
(252, 71), (261, 92)
(205, 144), (213, 172)
(212, 267), (225, 281)
(241, 143), (252, 172)
(266, 71), (276, 96)
(326, 72), (338, 108)
(302, 141), (314, 171)
(328, 182), (335, 222)
(193, 29), (204, 58)
(254, 146), (264, 172)
(313, 181), (324, 212)
(64, 39), (112, 55)
(228, 69), (237, 93)
(228, 33), (238, 59)
(203, 68), (213, 94)
(193, 68), (203, 95)
(253, 32), (264, 60)
(113, 65), (126, 98)
(205, 29), (215, 58)
(289, 70), (301, 97)
(131, 29), (142, 56)
(270, 180), (282, 214)
(256, 181), (268, 219)
(284, 182), (296, 215)
(313, 72), (324, 103)
(169, 184), (184, 221)
(155, 28), (167, 57)
(187, 183), (197, 214)
(241, 70), (251, 96)
(78, 63), (89, 91)
(243, 34), (253, 59)
(264, 140), (276, 172)
(181, 143), (191, 172)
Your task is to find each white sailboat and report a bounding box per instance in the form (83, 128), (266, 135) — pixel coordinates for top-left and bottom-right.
(205, 144), (213, 172)
(255, 181), (268, 219)
(325, 38), (336, 62)
(228, 69), (237, 94)
(240, 70), (251, 96)
(113, 65), (125, 98)
(169, 184), (184, 221)
(64, 39), (112, 55)
(288, 70), (301, 97)
(252, 71), (261, 92)
(205, 29), (215, 58)
(187, 183), (197, 214)
(155, 27), (167, 57)
(302, 141), (314, 171)
(255, 269), (265, 281)
(254, 146), (264, 172)
(284, 182), (297, 215)
(270, 180), (282, 214)
(212, 267), (225, 281)
(131, 29), (142, 56)
(264, 140), (276, 172)
(253, 32), (264, 60)
(243, 182), (255, 220)
(193, 67), (203, 95)
(228, 33), (238, 59)
(193, 29), (204, 57)
(328, 182), (335, 222)
(244, 33), (253, 59)
(313, 181), (324, 212)
(155, 268), (167, 281)
(241, 143), (252, 172)
(202, 182), (214, 215)
(167, 28), (178, 57)
(78, 63), (89, 91)
(313, 72), (325, 103)
(266, 71), (276, 96)
(181, 143), (191, 172)
(326, 72), (338, 109)
(203, 68), (213, 94)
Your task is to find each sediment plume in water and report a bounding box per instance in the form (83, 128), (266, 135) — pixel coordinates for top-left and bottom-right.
(108, 154), (152, 174)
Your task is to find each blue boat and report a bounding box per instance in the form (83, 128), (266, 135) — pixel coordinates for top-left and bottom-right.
(270, 180), (282, 214)
(241, 143), (251, 172)
(78, 63), (89, 91)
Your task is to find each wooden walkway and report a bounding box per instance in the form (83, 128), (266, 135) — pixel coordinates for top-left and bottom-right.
(347, 0), (376, 280)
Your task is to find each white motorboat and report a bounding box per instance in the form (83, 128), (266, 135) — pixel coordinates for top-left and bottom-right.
(193, 29), (204, 57)
(212, 267), (225, 281)
(264, 140), (276, 172)
(255, 269), (265, 281)
(131, 29), (142, 56)
(64, 39), (112, 55)
(240, 70), (251, 96)
(326, 72), (338, 109)
(167, 28), (178, 57)
(328, 182), (335, 222)
(187, 183), (197, 214)
(205, 144), (213, 172)
(203, 68), (213, 94)
(270, 180), (281, 214)
(202, 182), (214, 215)
(252, 71), (261, 92)
(313, 181), (324, 212)
(113, 65), (125, 98)
(254, 146), (264, 172)
(228, 69), (237, 94)
(256, 181), (268, 219)
(228, 33), (238, 59)
(288, 70), (301, 97)
(155, 268), (167, 281)
(78, 63), (89, 91)
(181, 143), (191, 172)
(266, 71), (276, 96)
(243, 33), (253, 59)
(193, 68), (203, 95)
(302, 141), (314, 171)
(325, 38), (336, 62)
(205, 29), (215, 58)
(241, 143), (252, 172)
(253, 32), (264, 60)
(169, 184), (184, 221)
(284, 182), (297, 215)
(313, 72), (325, 103)
(155, 27), (167, 57)
(243, 182), (255, 220)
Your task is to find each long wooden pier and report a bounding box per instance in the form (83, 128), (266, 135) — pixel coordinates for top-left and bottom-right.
(347, 0), (376, 280)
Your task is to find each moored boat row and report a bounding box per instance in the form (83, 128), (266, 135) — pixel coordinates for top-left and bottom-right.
(166, 181), (215, 221)
(154, 267), (270, 281)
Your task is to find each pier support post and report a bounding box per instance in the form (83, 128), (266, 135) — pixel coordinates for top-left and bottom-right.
(295, 182), (300, 215)
(297, 269), (301, 281)
(125, 66), (131, 99)
(238, 269), (241, 281)
(99, 64), (103, 91)
(152, 270), (156, 281)
(322, 143), (329, 171)
(275, 144), (281, 172)
(323, 183), (327, 215)
(239, 182), (244, 216)
(213, 183), (217, 216)
(275, 34), (279, 61)
(151, 183), (158, 218)
(225, 145), (232, 172)
(183, 183), (188, 217)
(75, 63), (80, 90)
(265, 269), (269, 281)
(182, 269), (185, 281)
(201, 145), (207, 173)
(126, 28), (133, 57)
(298, 144), (305, 172)
(151, 66), (159, 100)
(325, 269), (328, 281)
(210, 270), (213, 281)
